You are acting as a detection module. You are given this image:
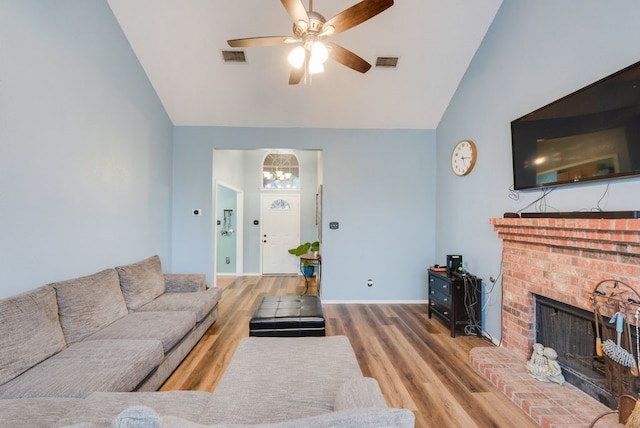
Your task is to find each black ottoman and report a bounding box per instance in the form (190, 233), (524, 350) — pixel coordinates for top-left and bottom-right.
(249, 295), (325, 337)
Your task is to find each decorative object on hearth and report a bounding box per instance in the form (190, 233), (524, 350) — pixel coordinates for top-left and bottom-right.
(525, 343), (565, 385)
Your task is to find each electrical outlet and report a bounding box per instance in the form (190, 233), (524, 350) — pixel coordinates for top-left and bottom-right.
(367, 279), (373, 287)
(192, 209), (202, 216)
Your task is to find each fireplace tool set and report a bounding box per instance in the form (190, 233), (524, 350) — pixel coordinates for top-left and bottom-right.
(590, 279), (640, 425)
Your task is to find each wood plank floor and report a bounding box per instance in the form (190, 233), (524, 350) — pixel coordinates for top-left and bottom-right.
(160, 275), (537, 428)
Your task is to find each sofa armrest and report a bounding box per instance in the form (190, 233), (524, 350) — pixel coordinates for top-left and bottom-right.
(112, 406), (415, 428)
(163, 274), (207, 293)
(334, 377), (389, 411)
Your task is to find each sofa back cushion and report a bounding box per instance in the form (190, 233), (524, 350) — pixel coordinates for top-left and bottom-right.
(0, 286), (66, 386)
(52, 268), (128, 344)
(116, 255), (166, 311)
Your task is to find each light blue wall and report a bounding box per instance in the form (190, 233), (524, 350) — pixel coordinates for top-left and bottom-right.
(0, 1), (173, 298)
(173, 127), (436, 301)
(436, 0), (640, 341)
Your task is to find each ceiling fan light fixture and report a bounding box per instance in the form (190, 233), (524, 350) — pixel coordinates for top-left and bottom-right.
(287, 46), (306, 69)
(309, 58), (324, 74)
(311, 41), (328, 64)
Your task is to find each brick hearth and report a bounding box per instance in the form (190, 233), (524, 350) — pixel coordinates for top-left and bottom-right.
(474, 217), (640, 427)
(491, 217), (640, 361)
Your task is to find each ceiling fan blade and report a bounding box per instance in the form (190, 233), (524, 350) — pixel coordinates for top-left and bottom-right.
(289, 67), (305, 85)
(289, 49), (310, 85)
(323, 0), (393, 36)
(281, 0), (309, 25)
(327, 42), (371, 73)
(228, 36), (291, 48)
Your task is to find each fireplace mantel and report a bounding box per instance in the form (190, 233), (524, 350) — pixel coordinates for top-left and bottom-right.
(490, 217), (640, 360)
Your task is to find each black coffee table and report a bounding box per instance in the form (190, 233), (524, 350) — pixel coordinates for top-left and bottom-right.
(249, 295), (325, 337)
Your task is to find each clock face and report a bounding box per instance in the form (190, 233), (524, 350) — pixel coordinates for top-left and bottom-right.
(451, 140), (477, 176)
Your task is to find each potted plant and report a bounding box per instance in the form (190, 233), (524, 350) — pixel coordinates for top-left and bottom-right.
(288, 241), (320, 277)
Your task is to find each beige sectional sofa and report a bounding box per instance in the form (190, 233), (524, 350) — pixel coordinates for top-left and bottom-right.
(0, 255), (222, 399)
(0, 256), (414, 427)
(0, 337), (414, 427)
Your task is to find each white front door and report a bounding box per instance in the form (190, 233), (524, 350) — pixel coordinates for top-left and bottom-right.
(261, 194), (300, 274)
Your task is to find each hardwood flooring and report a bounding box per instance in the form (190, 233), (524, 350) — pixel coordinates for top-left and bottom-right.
(160, 275), (537, 428)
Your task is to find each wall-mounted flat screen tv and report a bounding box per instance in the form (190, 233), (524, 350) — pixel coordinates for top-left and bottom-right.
(511, 60), (640, 190)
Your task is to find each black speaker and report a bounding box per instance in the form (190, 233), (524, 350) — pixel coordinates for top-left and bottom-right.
(446, 255), (463, 274)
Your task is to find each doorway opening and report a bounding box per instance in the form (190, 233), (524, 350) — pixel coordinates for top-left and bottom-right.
(212, 149), (322, 285)
(214, 181), (243, 278)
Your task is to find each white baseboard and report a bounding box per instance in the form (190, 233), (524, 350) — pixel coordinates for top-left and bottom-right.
(321, 300), (429, 304)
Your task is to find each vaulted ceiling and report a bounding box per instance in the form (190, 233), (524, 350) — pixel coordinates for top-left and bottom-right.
(107, 0), (503, 129)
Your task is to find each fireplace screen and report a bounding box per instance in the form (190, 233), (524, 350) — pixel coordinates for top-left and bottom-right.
(535, 293), (640, 409)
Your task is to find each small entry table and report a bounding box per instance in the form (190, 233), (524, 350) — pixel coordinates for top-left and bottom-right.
(300, 253), (321, 294)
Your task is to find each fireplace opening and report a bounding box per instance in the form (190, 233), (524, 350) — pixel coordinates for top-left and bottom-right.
(535, 294), (640, 409)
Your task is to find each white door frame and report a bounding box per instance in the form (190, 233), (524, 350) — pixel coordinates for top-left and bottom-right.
(212, 180), (244, 284)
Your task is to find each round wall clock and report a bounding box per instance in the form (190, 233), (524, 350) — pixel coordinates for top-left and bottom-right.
(451, 140), (477, 176)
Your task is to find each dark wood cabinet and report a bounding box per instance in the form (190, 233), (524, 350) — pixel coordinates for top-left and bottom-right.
(428, 270), (482, 338)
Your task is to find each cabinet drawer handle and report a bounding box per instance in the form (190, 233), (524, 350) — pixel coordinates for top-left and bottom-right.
(443, 298), (448, 303)
(443, 285), (448, 289)
(443, 311), (449, 316)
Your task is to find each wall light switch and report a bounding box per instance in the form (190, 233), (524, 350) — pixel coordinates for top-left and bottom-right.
(329, 221), (339, 230)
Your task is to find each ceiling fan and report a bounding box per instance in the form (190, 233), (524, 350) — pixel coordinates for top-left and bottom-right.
(227, 0), (394, 85)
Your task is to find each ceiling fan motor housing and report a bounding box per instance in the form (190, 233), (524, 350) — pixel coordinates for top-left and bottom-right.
(293, 11), (326, 37)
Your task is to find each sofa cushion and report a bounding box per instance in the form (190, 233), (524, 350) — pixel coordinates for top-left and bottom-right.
(199, 336), (362, 424)
(56, 391), (212, 428)
(137, 287), (222, 322)
(116, 255), (166, 311)
(0, 397), (82, 428)
(0, 285), (66, 386)
(85, 311), (196, 353)
(51, 268), (128, 344)
(0, 339), (164, 398)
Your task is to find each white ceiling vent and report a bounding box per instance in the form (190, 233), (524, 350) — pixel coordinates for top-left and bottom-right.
(222, 50), (247, 63)
(375, 56), (399, 69)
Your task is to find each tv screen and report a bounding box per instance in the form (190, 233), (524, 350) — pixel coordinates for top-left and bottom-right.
(511, 60), (640, 190)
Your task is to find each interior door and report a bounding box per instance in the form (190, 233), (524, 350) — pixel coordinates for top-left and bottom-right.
(261, 194), (300, 274)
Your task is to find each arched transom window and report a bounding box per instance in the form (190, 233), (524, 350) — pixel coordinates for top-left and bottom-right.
(262, 152), (299, 189)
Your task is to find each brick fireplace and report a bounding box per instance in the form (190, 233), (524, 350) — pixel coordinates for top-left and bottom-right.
(491, 217), (640, 361)
(467, 217), (640, 427)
